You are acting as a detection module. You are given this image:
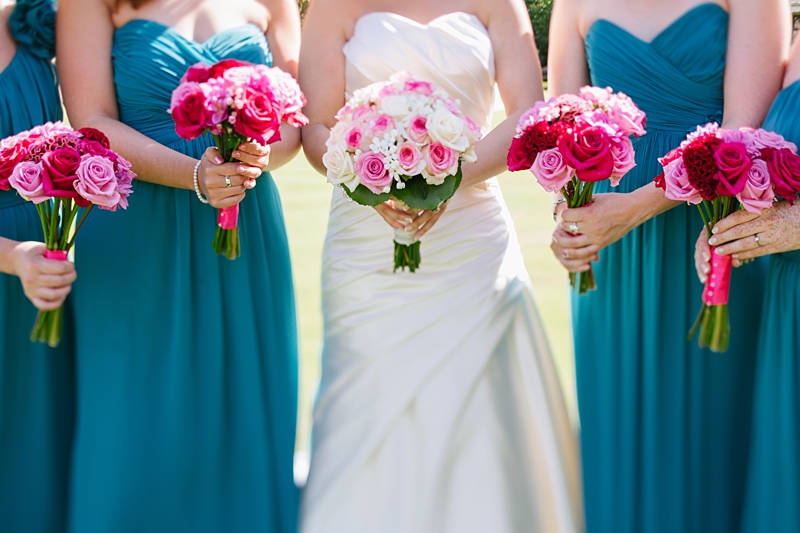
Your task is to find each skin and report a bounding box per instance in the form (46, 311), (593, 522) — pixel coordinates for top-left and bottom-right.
(547, 0), (790, 273)
(694, 36), (800, 283)
(57, 0), (302, 209)
(299, 0), (542, 239)
(0, 4), (77, 310)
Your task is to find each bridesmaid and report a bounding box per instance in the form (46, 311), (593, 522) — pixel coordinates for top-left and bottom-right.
(0, 1), (76, 531)
(57, 0), (300, 531)
(695, 36), (800, 533)
(547, 1), (788, 532)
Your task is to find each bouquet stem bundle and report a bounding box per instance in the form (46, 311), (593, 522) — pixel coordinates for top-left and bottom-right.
(564, 180), (596, 294)
(212, 133), (246, 259)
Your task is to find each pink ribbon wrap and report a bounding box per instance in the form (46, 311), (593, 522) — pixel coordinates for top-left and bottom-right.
(217, 205), (240, 230)
(702, 247), (732, 306)
(45, 250), (68, 261)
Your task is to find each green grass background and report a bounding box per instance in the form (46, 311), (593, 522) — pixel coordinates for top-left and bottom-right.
(274, 113), (578, 450)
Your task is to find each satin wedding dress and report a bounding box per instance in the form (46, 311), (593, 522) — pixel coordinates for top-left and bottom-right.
(301, 12), (582, 533)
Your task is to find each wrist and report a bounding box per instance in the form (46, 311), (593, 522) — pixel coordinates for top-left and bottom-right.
(0, 238), (22, 277)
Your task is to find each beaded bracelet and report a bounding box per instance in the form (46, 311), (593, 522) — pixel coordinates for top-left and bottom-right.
(192, 160), (209, 204)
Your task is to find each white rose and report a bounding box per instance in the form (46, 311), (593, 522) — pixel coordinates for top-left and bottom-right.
(427, 107), (469, 151)
(323, 145), (360, 191)
(326, 122), (350, 148)
(379, 95), (413, 118)
(461, 147), (477, 164)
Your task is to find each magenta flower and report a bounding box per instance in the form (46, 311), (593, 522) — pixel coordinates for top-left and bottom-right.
(9, 161), (48, 204)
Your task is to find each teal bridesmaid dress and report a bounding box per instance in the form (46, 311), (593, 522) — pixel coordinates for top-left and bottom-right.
(740, 80), (800, 533)
(68, 21), (298, 533)
(575, 5), (766, 533)
(0, 2), (75, 532)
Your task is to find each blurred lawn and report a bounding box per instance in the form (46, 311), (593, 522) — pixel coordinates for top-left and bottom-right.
(273, 112), (577, 450)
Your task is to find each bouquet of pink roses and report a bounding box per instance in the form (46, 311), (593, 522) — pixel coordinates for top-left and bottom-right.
(170, 59), (308, 259)
(0, 122), (134, 346)
(323, 71), (481, 272)
(507, 86), (646, 293)
(656, 123), (800, 352)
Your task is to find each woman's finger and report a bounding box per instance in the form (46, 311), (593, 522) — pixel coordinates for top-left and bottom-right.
(213, 193), (246, 210)
(373, 206), (407, 230)
(35, 272), (78, 289)
(711, 209), (760, 236)
(376, 204), (415, 227)
(237, 142), (269, 156)
(34, 255), (76, 276)
(204, 146), (224, 165)
(559, 244), (600, 261)
(33, 285), (72, 302)
(414, 209), (445, 239)
(552, 228), (593, 248)
(716, 233), (765, 256)
(31, 297), (63, 312)
(731, 243), (779, 261)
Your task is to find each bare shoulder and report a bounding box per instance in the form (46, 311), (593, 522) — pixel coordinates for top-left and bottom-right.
(474, 0), (527, 29)
(303, 0), (362, 40)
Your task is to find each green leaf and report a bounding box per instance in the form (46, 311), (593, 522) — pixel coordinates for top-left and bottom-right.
(393, 168), (462, 211)
(341, 183), (391, 206)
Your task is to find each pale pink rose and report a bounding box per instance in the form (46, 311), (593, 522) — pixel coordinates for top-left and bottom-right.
(426, 142), (458, 179)
(609, 136), (636, 186)
(605, 96), (646, 137)
(355, 151), (392, 194)
(530, 148), (574, 192)
(74, 154), (121, 210)
(345, 126), (364, 150)
(722, 129), (758, 157)
(438, 96), (461, 116)
(9, 161), (48, 204)
(169, 82), (201, 113)
(682, 123), (721, 148)
(371, 114), (395, 134)
(737, 159), (775, 213)
(662, 158), (703, 204)
(397, 142), (425, 175)
(751, 128), (797, 151)
(113, 155), (135, 211)
(404, 78), (435, 96)
(408, 115), (429, 144)
(464, 116), (482, 142)
(579, 85), (613, 104)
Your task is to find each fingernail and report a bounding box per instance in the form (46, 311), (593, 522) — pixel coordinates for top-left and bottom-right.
(214, 156), (223, 164)
(712, 226), (719, 234)
(404, 225), (413, 231)
(717, 247), (724, 254)
(702, 252), (710, 262)
(233, 151), (241, 158)
(238, 166), (246, 173)
(702, 264), (710, 273)
(403, 218), (413, 224)
(708, 237), (717, 246)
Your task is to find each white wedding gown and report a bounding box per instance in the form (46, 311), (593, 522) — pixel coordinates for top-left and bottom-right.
(301, 12), (583, 533)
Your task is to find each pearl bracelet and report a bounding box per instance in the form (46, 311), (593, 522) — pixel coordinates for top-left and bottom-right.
(193, 160), (209, 204)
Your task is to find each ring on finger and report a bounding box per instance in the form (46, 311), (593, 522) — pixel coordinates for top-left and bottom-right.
(562, 251), (570, 260)
(568, 222), (580, 234)
(225, 176), (232, 188)
(754, 234), (761, 247)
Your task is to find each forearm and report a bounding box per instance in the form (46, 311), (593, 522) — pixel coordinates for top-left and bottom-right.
(0, 237), (19, 276)
(301, 123), (331, 176)
(265, 124), (302, 171)
(626, 181), (681, 227)
(460, 108), (525, 189)
(74, 114), (197, 190)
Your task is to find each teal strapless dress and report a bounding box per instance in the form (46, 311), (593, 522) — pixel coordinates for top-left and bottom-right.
(575, 5), (766, 533)
(0, 21), (74, 533)
(740, 80), (800, 533)
(68, 21), (298, 533)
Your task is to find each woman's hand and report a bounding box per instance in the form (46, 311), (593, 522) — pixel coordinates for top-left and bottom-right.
(558, 192), (640, 248)
(11, 242), (77, 311)
(197, 147), (263, 209)
(372, 200), (449, 239)
(708, 200), (800, 261)
(232, 142), (271, 174)
(695, 229), (712, 283)
(550, 227), (598, 273)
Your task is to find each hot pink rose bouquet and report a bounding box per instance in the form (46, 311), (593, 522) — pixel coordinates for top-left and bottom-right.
(0, 122), (134, 346)
(323, 71), (481, 272)
(508, 86), (646, 293)
(170, 59), (308, 259)
(655, 123), (800, 352)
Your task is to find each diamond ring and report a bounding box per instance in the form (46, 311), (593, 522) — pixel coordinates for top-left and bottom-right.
(568, 222), (580, 234)
(225, 176), (232, 188)
(562, 251), (570, 260)
(754, 234), (761, 247)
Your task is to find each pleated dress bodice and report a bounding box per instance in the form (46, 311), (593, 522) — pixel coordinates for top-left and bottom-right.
(573, 5), (766, 533)
(0, 19), (74, 533)
(69, 20), (298, 533)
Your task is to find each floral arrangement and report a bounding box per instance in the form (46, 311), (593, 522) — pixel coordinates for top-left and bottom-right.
(323, 71), (481, 272)
(170, 59), (308, 259)
(508, 86), (646, 293)
(656, 123), (800, 352)
(0, 122), (134, 346)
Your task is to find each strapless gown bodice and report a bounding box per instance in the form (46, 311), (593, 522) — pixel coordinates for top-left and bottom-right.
(303, 11), (581, 533)
(112, 20), (272, 148)
(343, 12), (495, 132)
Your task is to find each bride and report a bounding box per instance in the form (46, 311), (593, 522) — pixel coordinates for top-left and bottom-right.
(299, 1), (583, 531)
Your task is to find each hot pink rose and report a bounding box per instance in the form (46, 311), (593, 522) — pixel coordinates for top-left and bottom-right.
(345, 126), (363, 150)
(557, 124), (614, 182)
(661, 158), (702, 204)
(0, 141), (26, 190)
(75, 154), (121, 210)
(713, 142), (752, 196)
(42, 148), (90, 207)
(182, 62), (212, 83)
(609, 136), (636, 186)
(426, 141), (458, 179)
(736, 159), (775, 213)
(751, 129), (797, 151)
(171, 85), (211, 140)
(531, 148), (574, 192)
(397, 142), (424, 175)
(760, 147), (800, 204)
(355, 151), (392, 194)
(234, 87), (282, 144)
(408, 115), (428, 144)
(9, 161), (48, 203)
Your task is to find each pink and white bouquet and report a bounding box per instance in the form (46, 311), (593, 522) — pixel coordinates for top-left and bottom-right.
(507, 86), (646, 293)
(656, 123), (800, 352)
(323, 71), (481, 272)
(170, 59), (308, 259)
(0, 122), (134, 346)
